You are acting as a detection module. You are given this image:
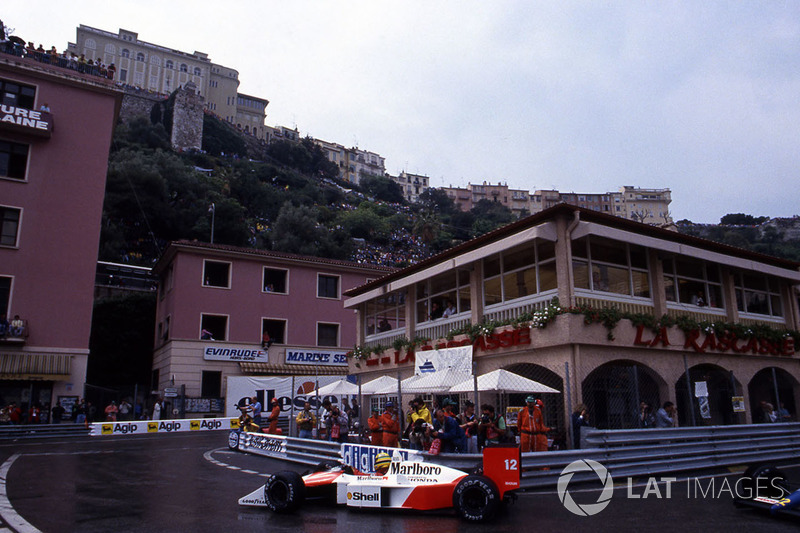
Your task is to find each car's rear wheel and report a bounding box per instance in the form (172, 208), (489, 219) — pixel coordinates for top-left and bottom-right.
(453, 474), (501, 522)
(264, 471), (305, 513)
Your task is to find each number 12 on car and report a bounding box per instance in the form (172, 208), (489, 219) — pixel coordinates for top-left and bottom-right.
(483, 446), (521, 490)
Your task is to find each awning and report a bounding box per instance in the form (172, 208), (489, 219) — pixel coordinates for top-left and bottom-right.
(238, 362), (347, 376)
(0, 353), (71, 380)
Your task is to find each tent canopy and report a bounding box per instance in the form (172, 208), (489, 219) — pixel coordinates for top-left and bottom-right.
(448, 369), (560, 394)
(403, 368), (472, 394)
(315, 378), (359, 396)
(372, 374), (422, 395)
(359, 375), (400, 395)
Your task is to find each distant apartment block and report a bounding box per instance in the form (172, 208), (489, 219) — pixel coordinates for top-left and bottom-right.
(442, 181), (535, 217)
(389, 171), (431, 203)
(68, 25), (270, 140)
(313, 138), (386, 185)
(444, 183), (673, 226)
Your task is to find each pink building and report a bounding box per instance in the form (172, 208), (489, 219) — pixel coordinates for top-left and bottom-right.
(151, 241), (392, 413)
(0, 52), (121, 415)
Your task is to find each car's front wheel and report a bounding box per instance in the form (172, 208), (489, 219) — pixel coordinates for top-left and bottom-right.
(452, 474), (501, 522)
(264, 471), (305, 513)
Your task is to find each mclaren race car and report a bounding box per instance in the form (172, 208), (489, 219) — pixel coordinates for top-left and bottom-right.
(733, 463), (800, 519)
(240, 445), (521, 522)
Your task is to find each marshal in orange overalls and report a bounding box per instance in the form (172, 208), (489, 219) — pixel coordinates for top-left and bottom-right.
(367, 413), (383, 445)
(518, 402), (550, 452)
(381, 408), (400, 448)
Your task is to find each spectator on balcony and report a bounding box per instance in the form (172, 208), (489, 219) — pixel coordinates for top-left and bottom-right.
(9, 315), (24, 337)
(201, 329), (214, 340)
(108, 63), (116, 80)
(0, 314), (8, 337)
(39, 102), (50, 112)
(377, 317), (391, 332)
(442, 300), (457, 319)
(429, 301), (444, 320)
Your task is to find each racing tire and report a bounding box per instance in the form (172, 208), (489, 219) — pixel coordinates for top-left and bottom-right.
(741, 463), (790, 500)
(264, 471), (305, 513)
(452, 474), (501, 522)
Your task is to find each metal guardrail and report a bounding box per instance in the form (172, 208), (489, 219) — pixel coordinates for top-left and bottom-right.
(241, 423), (800, 490)
(282, 436), (342, 466)
(0, 423), (90, 439)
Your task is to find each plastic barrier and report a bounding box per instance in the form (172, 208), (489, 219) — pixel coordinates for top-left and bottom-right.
(90, 417), (239, 436)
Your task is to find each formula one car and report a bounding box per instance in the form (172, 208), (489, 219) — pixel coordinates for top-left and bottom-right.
(733, 463), (800, 519)
(240, 445), (521, 522)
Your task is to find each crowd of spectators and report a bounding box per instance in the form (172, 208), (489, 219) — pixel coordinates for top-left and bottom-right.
(350, 228), (430, 267)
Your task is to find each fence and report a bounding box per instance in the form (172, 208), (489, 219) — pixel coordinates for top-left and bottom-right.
(237, 423), (800, 489)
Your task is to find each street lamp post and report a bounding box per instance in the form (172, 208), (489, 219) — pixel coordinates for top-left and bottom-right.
(209, 203), (215, 243)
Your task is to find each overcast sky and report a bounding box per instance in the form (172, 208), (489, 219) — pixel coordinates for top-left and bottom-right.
(5, 2), (799, 223)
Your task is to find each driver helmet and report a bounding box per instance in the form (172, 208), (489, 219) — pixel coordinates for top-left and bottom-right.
(374, 452), (391, 475)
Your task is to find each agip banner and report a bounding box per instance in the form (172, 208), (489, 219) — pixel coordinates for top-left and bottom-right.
(91, 417), (239, 436)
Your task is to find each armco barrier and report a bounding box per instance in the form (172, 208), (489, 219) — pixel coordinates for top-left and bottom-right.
(231, 423), (800, 489)
(0, 423), (90, 439)
(90, 417), (239, 436)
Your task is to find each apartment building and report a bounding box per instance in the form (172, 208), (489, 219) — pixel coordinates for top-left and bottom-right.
(389, 171), (431, 203)
(68, 25), (270, 140)
(150, 241), (392, 415)
(0, 50), (122, 417)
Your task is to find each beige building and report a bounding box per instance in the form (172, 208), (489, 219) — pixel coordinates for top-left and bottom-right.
(445, 184), (673, 226)
(390, 171), (431, 203)
(68, 25), (269, 140)
(344, 204), (800, 438)
(313, 138), (386, 185)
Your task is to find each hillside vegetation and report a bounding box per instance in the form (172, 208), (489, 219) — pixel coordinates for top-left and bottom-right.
(100, 115), (519, 268)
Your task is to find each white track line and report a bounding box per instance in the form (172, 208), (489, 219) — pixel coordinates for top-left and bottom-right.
(203, 448), (270, 477)
(0, 454), (40, 533)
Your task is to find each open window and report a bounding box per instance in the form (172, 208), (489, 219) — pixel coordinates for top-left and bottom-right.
(203, 260), (231, 288)
(200, 314), (228, 341)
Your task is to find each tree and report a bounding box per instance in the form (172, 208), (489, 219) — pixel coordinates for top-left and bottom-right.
(359, 174), (406, 204)
(720, 213), (768, 226)
(417, 188), (457, 215)
(337, 204), (390, 240)
(470, 199), (515, 236)
(271, 202), (326, 256)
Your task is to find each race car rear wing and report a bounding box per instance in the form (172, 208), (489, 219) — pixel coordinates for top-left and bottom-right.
(482, 445), (520, 498)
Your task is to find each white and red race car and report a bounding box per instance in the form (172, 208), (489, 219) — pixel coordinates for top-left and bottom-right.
(240, 445), (521, 522)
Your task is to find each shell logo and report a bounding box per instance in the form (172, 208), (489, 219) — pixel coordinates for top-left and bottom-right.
(347, 492), (353, 500)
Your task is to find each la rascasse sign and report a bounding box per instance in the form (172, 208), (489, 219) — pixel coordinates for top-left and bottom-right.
(633, 324), (796, 356)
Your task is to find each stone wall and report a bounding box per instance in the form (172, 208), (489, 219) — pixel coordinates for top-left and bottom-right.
(170, 82), (203, 152)
(119, 84), (203, 152)
(119, 90), (163, 123)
